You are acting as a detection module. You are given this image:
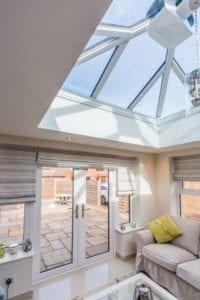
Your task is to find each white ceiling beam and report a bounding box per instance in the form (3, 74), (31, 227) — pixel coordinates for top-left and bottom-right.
(77, 19), (150, 65)
(172, 58), (185, 83)
(128, 63), (165, 110)
(91, 42), (128, 98)
(156, 49), (175, 118)
(95, 23), (136, 38)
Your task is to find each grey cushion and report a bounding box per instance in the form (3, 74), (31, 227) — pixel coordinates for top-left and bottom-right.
(177, 259), (200, 290)
(171, 216), (200, 256)
(143, 243), (196, 272)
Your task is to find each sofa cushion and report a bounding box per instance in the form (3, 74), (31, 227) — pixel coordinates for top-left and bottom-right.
(171, 216), (200, 256)
(143, 243), (196, 272)
(177, 259), (200, 290)
(148, 214), (182, 243)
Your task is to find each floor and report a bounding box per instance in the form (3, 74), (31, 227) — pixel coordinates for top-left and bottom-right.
(32, 256), (135, 300)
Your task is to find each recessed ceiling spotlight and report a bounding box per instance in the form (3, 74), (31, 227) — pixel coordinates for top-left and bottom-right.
(66, 137), (72, 141)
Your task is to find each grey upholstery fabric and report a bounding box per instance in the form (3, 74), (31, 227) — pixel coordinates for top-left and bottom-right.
(177, 259), (200, 290)
(171, 216), (200, 256)
(142, 257), (200, 300)
(133, 216), (200, 298)
(143, 243), (196, 272)
(133, 229), (155, 271)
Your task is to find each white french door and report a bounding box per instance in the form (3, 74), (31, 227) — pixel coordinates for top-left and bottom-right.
(33, 167), (114, 281)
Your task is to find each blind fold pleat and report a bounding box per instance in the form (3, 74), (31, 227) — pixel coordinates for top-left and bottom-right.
(0, 147), (36, 204)
(172, 155), (200, 181)
(116, 165), (136, 195)
(37, 151), (136, 169)
(38, 151), (136, 195)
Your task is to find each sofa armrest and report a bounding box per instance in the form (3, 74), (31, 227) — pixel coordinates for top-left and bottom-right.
(133, 229), (155, 249)
(133, 229), (155, 272)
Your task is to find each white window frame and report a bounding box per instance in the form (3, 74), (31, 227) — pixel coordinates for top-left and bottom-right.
(178, 181), (200, 218)
(117, 193), (135, 225)
(0, 202), (32, 247)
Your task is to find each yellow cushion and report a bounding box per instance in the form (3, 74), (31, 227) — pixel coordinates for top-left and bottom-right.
(148, 215), (182, 244)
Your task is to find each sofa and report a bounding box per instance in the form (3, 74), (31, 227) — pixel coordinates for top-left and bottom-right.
(133, 216), (200, 300)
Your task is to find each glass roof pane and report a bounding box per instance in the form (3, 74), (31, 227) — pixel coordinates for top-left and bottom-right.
(133, 78), (162, 118)
(162, 70), (185, 117)
(84, 35), (107, 51)
(102, 0), (155, 26)
(97, 33), (166, 109)
(61, 49), (113, 97)
(175, 35), (197, 73)
(175, 11), (200, 73)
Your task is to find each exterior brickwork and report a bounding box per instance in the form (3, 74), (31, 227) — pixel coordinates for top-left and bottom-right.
(181, 194), (200, 220)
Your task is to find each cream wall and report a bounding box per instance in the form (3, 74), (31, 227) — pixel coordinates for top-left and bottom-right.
(0, 257), (33, 299)
(135, 155), (157, 226)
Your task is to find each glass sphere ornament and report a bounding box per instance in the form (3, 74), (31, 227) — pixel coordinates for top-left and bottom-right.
(185, 69), (200, 112)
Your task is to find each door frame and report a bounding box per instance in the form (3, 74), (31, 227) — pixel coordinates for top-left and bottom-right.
(77, 169), (115, 267)
(33, 167), (115, 282)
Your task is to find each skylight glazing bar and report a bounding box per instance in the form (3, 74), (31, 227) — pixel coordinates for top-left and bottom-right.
(95, 23), (135, 38)
(171, 58), (185, 83)
(77, 19), (150, 65)
(156, 49), (175, 118)
(127, 62), (165, 110)
(91, 43), (128, 98)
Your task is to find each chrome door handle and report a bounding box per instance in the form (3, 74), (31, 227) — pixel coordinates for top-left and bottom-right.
(82, 204), (84, 218)
(82, 204), (90, 218)
(75, 204), (78, 218)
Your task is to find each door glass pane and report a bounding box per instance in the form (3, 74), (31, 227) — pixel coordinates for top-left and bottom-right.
(40, 167), (73, 273)
(85, 169), (109, 258)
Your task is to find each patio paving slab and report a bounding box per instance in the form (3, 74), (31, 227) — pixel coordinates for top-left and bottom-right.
(86, 243), (108, 257)
(45, 231), (67, 241)
(41, 248), (71, 267)
(40, 238), (50, 247)
(87, 228), (107, 236)
(40, 246), (52, 254)
(87, 235), (108, 246)
(60, 238), (72, 251)
(49, 240), (65, 250)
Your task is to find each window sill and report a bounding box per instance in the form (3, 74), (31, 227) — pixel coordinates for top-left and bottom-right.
(0, 249), (34, 265)
(115, 224), (144, 234)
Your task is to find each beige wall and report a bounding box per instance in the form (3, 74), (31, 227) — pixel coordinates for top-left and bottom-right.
(135, 155), (157, 226)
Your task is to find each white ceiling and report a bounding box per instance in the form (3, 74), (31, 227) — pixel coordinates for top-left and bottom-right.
(0, 0), (111, 139)
(1, 0), (200, 154)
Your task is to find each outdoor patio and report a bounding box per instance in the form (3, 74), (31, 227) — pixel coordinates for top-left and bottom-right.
(39, 200), (109, 272)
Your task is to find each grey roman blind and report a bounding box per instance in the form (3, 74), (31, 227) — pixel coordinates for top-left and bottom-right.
(37, 150), (137, 170)
(0, 147), (36, 204)
(172, 155), (200, 181)
(116, 164), (136, 195)
(38, 151), (137, 195)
